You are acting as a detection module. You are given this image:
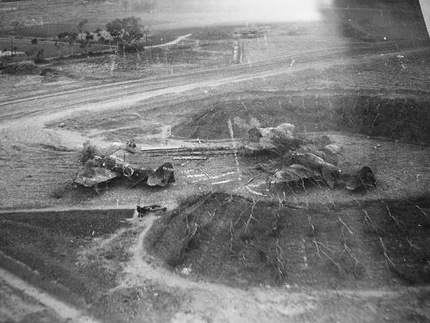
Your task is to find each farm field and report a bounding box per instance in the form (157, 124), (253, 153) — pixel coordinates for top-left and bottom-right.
(0, 1), (430, 323)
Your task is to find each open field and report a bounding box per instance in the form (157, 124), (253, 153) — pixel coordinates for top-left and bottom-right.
(0, 37), (110, 60)
(1, 1), (430, 322)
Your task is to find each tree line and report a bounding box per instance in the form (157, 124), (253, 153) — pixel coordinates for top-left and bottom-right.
(57, 16), (147, 54)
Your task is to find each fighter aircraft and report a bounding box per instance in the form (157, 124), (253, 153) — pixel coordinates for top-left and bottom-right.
(74, 154), (175, 189)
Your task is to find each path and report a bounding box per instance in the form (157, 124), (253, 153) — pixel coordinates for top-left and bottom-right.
(152, 33), (193, 48)
(109, 214), (430, 322)
(0, 267), (99, 323)
(0, 42), (418, 126)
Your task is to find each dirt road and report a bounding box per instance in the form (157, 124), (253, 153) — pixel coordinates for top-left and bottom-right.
(0, 41), (416, 125)
(0, 267), (98, 323)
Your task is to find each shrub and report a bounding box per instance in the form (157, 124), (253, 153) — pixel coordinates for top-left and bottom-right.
(79, 141), (102, 163)
(33, 49), (45, 64)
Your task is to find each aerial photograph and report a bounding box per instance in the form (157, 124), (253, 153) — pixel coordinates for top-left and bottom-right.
(0, 0), (429, 322)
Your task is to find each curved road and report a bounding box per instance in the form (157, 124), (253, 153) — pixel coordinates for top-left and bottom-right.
(0, 41), (416, 126)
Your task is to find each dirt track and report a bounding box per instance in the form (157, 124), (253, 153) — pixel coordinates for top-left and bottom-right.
(0, 41), (420, 123)
(1, 208), (428, 323)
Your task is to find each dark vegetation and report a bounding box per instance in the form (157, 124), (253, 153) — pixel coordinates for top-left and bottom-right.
(0, 209), (134, 307)
(3, 22), (232, 44)
(173, 91), (430, 145)
(0, 15), (236, 71)
(0, 16), (147, 64)
(146, 192), (430, 288)
(105, 16), (146, 52)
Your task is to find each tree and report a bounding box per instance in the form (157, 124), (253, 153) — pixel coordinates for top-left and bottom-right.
(94, 29), (113, 43)
(26, 47), (45, 63)
(58, 32), (78, 45)
(105, 16), (145, 53)
(58, 32), (78, 55)
(77, 31), (94, 55)
(33, 48), (45, 64)
(11, 20), (24, 35)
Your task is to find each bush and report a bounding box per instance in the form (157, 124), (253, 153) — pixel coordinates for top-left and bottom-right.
(79, 141), (102, 163)
(33, 49), (45, 64)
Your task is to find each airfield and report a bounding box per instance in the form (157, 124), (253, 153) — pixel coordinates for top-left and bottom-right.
(0, 1), (430, 322)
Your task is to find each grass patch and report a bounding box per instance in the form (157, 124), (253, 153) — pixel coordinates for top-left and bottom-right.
(172, 91), (430, 145)
(0, 209), (134, 307)
(146, 192), (430, 288)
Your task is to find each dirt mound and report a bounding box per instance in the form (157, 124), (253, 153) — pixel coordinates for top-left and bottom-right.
(172, 91), (430, 145)
(1, 62), (38, 75)
(40, 67), (76, 83)
(146, 193), (430, 288)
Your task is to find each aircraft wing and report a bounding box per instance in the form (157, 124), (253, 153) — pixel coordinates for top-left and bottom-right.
(419, 0), (430, 37)
(74, 167), (119, 187)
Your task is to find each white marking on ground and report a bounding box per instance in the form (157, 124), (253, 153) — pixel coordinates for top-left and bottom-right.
(152, 34), (193, 48)
(189, 171), (238, 183)
(301, 238), (309, 269)
(211, 178), (237, 185)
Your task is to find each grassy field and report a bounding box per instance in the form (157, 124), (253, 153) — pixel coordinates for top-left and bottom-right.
(146, 192), (430, 288)
(172, 90), (430, 145)
(0, 37), (110, 61)
(0, 11), (242, 63)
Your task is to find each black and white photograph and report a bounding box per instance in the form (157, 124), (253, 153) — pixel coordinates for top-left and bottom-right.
(0, 0), (430, 322)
